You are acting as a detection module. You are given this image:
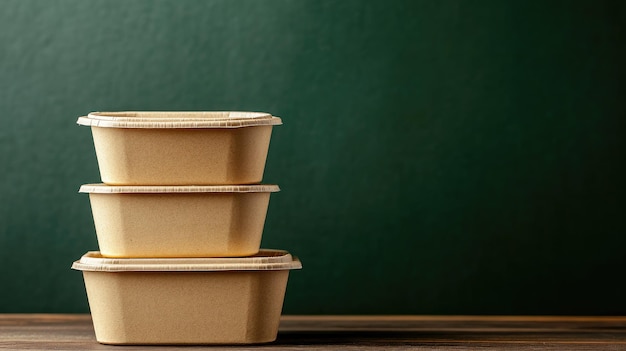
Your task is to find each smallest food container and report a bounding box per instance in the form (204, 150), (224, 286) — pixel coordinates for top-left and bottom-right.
(80, 183), (279, 258)
(72, 250), (302, 345)
(77, 111), (282, 185)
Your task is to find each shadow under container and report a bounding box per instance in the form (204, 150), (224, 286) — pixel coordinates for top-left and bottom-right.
(72, 250), (302, 345)
(80, 183), (279, 258)
(77, 111), (282, 185)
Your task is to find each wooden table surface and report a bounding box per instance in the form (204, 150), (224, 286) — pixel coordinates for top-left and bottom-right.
(1, 314), (625, 350)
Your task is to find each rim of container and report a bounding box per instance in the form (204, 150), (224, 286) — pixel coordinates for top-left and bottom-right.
(79, 183), (280, 194)
(72, 249), (302, 272)
(77, 112), (282, 129)
(88, 111), (272, 121)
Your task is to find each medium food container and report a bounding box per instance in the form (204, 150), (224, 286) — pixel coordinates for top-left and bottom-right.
(80, 183), (279, 258)
(72, 250), (302, 345)
(77, 111), (282, 185)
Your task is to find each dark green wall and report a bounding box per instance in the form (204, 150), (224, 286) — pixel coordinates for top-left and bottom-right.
(1, 0), (624, 314)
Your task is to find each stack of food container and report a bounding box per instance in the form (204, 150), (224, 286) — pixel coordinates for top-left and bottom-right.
(71, 111), (301, 345)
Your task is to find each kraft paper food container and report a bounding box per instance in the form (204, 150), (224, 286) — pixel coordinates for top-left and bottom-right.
(80, 183), (279, 258)
(77, 111), (282, 185)
(72, 250), (302, 345)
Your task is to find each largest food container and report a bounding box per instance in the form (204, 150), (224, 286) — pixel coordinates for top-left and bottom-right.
(77, 111), (282, 185)
(72, 250), (302, 345)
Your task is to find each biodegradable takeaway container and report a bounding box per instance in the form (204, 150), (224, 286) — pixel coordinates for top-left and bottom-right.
(80, 183), (279, 258)
(77, 111), (282, 185)
(72, 250), (302, 345)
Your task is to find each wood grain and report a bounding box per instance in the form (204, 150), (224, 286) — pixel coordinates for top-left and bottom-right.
(0, 314), (625, 350)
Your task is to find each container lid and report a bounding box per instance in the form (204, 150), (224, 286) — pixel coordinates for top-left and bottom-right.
(77, 111), (282, 129)
(71, 249), (302, 272)
(79, 183), (280, 194)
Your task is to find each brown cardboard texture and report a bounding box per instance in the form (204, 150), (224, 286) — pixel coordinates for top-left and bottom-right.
(72, 250), (302, 345)
(80, 184), (279, 258)
(76, 111), (282, 185)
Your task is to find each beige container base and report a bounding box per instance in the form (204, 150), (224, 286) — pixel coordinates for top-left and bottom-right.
(85, 271), (288, 345)
(94, 126), (273, 185)
(73, 250), (301, 345)
(80, 184), (279, 258)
